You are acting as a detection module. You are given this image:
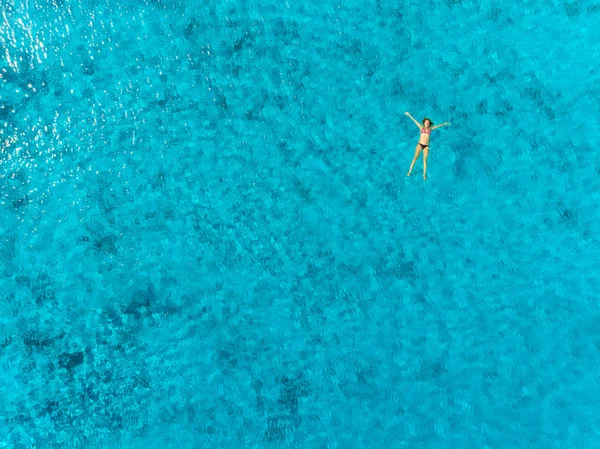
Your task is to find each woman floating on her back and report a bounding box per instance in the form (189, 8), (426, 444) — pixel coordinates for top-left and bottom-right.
(405, 112), (450, 180)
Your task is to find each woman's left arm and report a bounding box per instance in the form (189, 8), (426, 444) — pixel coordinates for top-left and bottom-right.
(432, 122), (450, 130)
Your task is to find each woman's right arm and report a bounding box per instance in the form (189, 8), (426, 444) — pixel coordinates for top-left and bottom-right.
(405, 112), (422, 128)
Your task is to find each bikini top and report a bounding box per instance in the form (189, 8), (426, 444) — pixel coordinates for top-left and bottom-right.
(421, 127), (431, 135)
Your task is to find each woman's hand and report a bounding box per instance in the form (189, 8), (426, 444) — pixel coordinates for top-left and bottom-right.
(405, 112), (410, 116)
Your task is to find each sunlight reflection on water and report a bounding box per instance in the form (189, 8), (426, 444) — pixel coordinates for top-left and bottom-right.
(0, 0), (132, 232)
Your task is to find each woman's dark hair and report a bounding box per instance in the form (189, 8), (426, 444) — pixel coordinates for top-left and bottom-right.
(422, 117), (434, 127)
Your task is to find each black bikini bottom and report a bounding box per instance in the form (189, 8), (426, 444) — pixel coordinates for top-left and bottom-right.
(418, 143), (429, 149)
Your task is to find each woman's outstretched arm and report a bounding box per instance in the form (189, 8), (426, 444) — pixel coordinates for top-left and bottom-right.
(431, 122), (450, 130)
(405, 112), (423, 128)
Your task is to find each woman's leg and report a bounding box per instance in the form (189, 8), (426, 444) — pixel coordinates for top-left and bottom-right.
(407, 144), (422, 176)
(423, 147), (429, 180)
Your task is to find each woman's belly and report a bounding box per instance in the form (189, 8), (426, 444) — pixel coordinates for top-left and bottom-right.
(419, 135), (430, 144)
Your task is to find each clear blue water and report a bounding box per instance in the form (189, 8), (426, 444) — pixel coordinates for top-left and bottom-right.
(1, 0), (599, 447)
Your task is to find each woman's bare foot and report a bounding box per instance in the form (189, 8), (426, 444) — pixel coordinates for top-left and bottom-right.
(407, 171), (411, 177)
(423, 173), (427, 180)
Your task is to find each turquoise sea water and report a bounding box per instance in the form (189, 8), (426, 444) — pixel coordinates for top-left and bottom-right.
(1, 0), (600, 447)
